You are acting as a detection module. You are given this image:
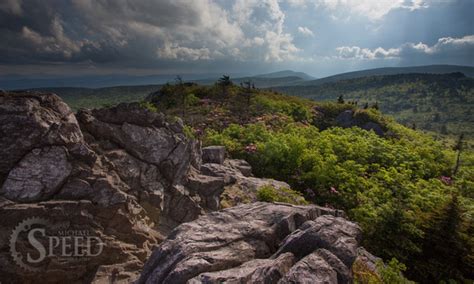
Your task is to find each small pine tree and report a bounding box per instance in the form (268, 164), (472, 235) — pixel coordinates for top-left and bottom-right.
(217, 75), (232, 105)
(337, 95), (345, 104)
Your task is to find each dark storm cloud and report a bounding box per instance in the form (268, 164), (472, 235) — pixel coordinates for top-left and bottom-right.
(0, 0), (298, 67)
(0, 0), (121, 64)
(0, 0), (472, 76)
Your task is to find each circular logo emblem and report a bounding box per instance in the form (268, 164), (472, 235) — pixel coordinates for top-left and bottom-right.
(9, 217), (50, 271)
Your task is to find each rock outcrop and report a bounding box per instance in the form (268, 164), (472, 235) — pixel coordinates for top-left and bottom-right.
(138, 202), (362, 284)
(0, 91), (301, 283)
(335, 110), (385, 136)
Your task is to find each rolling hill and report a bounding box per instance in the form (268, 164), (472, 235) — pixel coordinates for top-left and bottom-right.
(274, 72), (474, 137)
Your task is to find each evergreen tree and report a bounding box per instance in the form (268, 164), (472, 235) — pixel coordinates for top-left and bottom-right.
(337, 95), (345, 104)
(407, 195), (472, 282)
(217, 75), (232, 105)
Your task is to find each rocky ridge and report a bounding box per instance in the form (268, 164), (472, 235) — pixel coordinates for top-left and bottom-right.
(0, 92), (288, 283)
(0, 91), (378, 283)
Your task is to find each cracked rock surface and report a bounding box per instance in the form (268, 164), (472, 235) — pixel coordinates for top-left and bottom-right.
(138, 202), (362, 284)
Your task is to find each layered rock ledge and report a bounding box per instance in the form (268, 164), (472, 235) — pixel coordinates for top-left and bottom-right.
(138, 202), (361, 284)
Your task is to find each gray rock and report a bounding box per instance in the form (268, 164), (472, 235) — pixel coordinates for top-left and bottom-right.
(335, 110), (385, 137)
(90, 102), (166, 128)
(362, 122), (384, 136)
(200, 161), (294, 208)
(278, 251), (338, 284)
(1, 146), (72, 202)
(191, 252), (296, 284)
(138, 203), (352, 284)
(224, 159), (253, 177)
(312, 249), (352, 283)
(0, 92), (83, 183)
(274, 215), (361, 267)
(335, 110), (355, 128)
(186, 172), (229, 211)
(202, 146), (226, 164)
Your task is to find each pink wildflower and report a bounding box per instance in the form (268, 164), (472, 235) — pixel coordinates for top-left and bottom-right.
(440, 176), (452, 185)
(244, 144), (257, 153)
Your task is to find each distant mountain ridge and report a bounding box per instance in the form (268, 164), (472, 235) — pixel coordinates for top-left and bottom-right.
(292, 65), (474, 86)
(254, 70), (315, 80)
(192, 70), (315, 87)
(4, 65), (473, 90)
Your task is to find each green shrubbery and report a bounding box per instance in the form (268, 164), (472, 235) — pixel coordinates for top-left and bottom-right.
(253, 95), (313, 122)
(204, 119), (473, 282)
(256, 185), (308, 205)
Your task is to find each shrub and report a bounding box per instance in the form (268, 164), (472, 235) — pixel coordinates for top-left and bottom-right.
(256, 185), (308, 205)
(377, 259), (414, 284)
(203, 119), (473, 282)
(139, 101), (158, 112)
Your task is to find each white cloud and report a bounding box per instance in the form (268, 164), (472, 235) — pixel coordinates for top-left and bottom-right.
(297, 26), (314, 37)
(285, 0), (308, 7)
(157, 43), (211, 61)
(231, 0), (300, 62)
(335, 35), (474, 60)
(317, 0), (428, 21)
(336, 46), (400, 59)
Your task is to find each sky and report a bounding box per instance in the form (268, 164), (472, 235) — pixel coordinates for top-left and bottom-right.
(0, 0), (473, 78)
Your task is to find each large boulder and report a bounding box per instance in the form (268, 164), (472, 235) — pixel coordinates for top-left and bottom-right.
(0, 92), (84, 184)
(138, 202), (361, 284)
(1, 146), (72, 202)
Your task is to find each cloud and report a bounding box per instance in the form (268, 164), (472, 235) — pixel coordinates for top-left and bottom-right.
(297, 26), (314, 37)
(317, 0), (428, 21)
(231, 0), (300, 62)
(157, 43), (211, 61)
(285, 0), (308, 7)
(335, 35), (474, 61)
(0, 0), (301, 67)
(336, 46), (400, 59)
(0, 0), (22, 15)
